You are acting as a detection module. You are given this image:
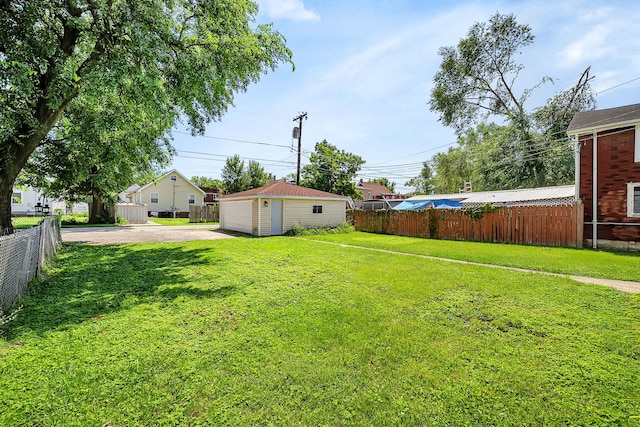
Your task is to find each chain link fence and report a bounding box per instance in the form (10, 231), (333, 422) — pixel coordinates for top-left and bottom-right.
(0, 216), (61, 313)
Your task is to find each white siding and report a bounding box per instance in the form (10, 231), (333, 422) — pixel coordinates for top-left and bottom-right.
(137, 174), (203, 213)
(256, 199), (271, 236)
(282, 199), (346, 232)
(116, 203), (148, 224)
(11, 187), (66, 214)
(220, 200), (254, 234)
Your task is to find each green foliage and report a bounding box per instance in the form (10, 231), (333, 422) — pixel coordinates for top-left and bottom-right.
(245, 160), (269, 189)
(430, 12), (537, 135)
(284, 222), (355, 236)
(404, 161), (435, 195)
(221, 155), (248, 194)
(0, 0), (293, 234)
(11, 217), (44, 230)
(60, 217), (87, 226)
(23, 85), (174, 220)
(61, 211), (118, 226)
(369, 177), (396, 193)
(221, 155), (269, 194)
(463, 204), (502, 220)
(190, 176), (225, 189)
(432, 146), (475, 193)
(424, 121), (580, 192)
(425, 13), (595, 192)
(116, 213), (128, 225)
(301, 140), (365, 198)
(0, 239), (638, 425)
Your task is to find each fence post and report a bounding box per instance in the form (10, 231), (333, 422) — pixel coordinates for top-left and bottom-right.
(1, 217), (61, 313)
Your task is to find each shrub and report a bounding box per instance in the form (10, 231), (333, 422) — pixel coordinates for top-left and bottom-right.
(61, 217), (87, 225)
(285, 222), (354, 236)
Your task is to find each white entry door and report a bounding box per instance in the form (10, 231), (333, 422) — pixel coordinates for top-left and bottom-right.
(271, 199), (283, 235)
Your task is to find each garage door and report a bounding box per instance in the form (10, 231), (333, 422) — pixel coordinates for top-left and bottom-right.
(220, 200), (253, 234)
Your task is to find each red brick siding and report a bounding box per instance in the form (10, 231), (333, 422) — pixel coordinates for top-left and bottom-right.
(579, 126), (640, 241)
(580, 137), (594, 222)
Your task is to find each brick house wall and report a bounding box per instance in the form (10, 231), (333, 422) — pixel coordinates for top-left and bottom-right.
(200, 186), (223, 204)
(579, 126), (640, 241)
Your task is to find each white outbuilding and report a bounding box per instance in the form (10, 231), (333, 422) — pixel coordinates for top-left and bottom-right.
(220, 180), (348, 236)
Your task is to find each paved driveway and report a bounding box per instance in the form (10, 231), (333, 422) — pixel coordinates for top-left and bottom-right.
(61, 224), (237, 245)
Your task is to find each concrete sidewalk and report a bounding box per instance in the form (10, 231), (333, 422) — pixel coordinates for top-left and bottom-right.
(306, 239), (640, 294)
(62, 224), (236, 245)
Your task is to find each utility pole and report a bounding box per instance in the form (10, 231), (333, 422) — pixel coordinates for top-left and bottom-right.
(293, 112), (307, 185)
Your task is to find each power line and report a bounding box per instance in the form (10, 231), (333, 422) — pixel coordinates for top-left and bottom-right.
(173, 130), (291, 149)
(595, 76), (640, 95)
(176, 150), (297, 167)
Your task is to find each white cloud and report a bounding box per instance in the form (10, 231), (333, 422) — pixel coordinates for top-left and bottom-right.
(303, 5), (483, 101)
(259, 0), (320, 21)
(562, 24), (611, 63)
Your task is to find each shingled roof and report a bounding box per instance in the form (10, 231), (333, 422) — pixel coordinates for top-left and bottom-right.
(567, 103), (640, 134)
(356, 180), (393, 199)
(221, 181), (347, 200)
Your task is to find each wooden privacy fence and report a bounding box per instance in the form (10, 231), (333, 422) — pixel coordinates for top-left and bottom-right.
(189, 204), (219, 223)
(350, 202), (584, 247)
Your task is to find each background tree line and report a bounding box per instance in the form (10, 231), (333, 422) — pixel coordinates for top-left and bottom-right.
(406, 12), (595, 195)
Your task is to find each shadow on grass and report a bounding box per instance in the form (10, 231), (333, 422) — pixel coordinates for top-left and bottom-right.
(4, 242), (237, 339)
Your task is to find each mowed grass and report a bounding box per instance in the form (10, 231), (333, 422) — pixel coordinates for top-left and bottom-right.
(302, 231), (640, 282)
(148, 217), (218, 226)
(11, 216), (47, 229)
(0, 237), (638, 426)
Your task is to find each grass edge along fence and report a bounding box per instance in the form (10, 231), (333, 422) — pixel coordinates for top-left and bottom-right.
(0, 217), (61, 313)
(349, 202), (584, 248)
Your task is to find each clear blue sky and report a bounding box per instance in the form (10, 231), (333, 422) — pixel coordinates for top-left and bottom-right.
(169, 0), (640, 193)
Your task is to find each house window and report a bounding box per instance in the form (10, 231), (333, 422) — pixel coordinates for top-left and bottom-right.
(170, 175), (177, 181)
(628, 183), (640, 218)
(11, 192), (22, 204)
(188, 194), (195, 204)
(313, 205), (323, 214)
(150, 192), (159, 204)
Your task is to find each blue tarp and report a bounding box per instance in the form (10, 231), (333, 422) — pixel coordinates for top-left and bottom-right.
(393, 199), (463, 210)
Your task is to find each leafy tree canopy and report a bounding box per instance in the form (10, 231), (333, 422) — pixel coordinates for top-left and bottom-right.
(222, 155), (249, 194)
(404, 162), (435, 195)
(429, 12), (540, 136)
(301, 140), (365, 199)
(246, 160), (270, 189)
(221, 155), (269, 194)
(22, 74), (174, 223)
(191, 176), (225, 189)
(0, 0), (292, 234)
(423, 12), (595, 193)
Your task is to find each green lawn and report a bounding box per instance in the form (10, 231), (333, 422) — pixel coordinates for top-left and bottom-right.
(148, 217), (218, 226)
(301, 231), (640, 283)
(11, 216), (45, 229)
(0, 237), (638, 426)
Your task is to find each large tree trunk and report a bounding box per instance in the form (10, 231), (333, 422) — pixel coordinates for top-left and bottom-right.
(0, 178), (15, 236)
(89, 191), (115, 224)
(0, 91), (78, 235)
(89, 191), (103, 224)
